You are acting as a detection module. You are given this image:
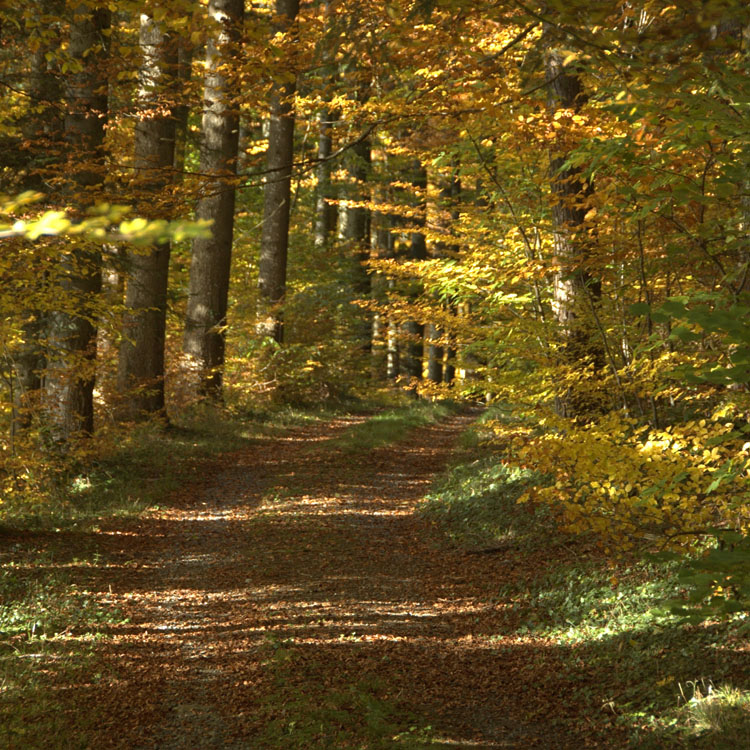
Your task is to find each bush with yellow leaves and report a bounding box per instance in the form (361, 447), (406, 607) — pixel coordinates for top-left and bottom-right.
(517, 407), (750, 553)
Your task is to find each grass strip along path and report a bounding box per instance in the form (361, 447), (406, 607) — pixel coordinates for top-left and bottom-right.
(6, 408), (646, 748)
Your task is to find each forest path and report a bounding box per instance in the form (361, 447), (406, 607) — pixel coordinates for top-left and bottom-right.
(82, 410), (590, 749)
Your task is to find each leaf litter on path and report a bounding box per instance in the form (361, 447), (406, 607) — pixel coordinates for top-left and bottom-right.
(58, 412), (619, 749)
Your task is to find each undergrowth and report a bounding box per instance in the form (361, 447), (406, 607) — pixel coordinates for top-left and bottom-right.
(0, 555), (125, 748)
(420, 405), (750, 748)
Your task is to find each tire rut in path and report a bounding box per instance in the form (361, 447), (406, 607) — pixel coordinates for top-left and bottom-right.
(87, 411), (576, 749)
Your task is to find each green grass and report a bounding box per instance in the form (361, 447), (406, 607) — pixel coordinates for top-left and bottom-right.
(332, 400), (462, 455)
(683, 683), (750, 747)
(420, 456), (538, 549)
(419, 409), (750, 749)
(0, 557), (125, 748)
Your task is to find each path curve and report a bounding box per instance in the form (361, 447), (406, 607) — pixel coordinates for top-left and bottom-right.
(83, 411), (590, 749)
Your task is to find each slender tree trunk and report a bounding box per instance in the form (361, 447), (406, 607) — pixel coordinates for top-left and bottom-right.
(401, 162), (427, 391)
(312, 0), (338, 249)
(370, 192), (395, 380)
(13, 6), (62, 431)
(313, 108), (337, 248)
(340, 137), (372, 351)
(117, 14), (177, 421)
(381, 197), (400, 382)
(545, 34), (601, 417)
(45, 3), (109, 437)
(183, 0), (243, 398)
(256, 0), (300, 343)
(443, 334), (457, 384)
(426, 168), (460, 385)
(19, 8), (63, 194)
(173, 37), (194, 180)
(443, 169), (461, 386)
(426, 324), (443, 383)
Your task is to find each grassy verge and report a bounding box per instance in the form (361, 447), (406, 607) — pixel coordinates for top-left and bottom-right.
(332, 400), (463, 455)
(0, 556), (126, 748)
(0, 401), (345, 748)
(419, 406), (750, 748)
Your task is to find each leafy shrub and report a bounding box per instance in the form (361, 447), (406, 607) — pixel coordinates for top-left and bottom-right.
(518, 409), (750, 553)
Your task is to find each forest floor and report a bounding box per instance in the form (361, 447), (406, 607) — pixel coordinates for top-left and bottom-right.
(3, 408), (748, 748)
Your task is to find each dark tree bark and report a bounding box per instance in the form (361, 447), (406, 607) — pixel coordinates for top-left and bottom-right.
(443, 169), (461, 386)
(183, 0), (243, 398)
(312, 0), (338, 249)
(117, 14), (177, 421)
(340, 137), (372, 351)
(18, 6), (63, 194)
(426, 170), (460, 385)
(401, 162), (427, 390)
(45, 3), (109, 437)
(426, 323), (443, 383)
(370, 192), (396, 381)
(12, 3), (63, 431)
(545, 34), (601, 417)
(256, 0), (300, 343)
(173, 36), (194, 180)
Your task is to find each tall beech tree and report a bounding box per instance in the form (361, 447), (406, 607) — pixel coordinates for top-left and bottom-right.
(544, 28), (601, 417)
(312, 0), (338, 250)
(183, 0), (244, 397)
(313, 108), (337, 248)
(44, 3), (110, 437)
(12, 2), (63, 431)
(117, 13), (177, 420)
(256, 0), (300, 343)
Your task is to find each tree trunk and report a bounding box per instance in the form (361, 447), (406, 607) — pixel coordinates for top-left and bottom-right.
(183, 0), (243, 398)
(313, 108), (337, 248)
(12, 5), (62, 431)
(45, 3), (109, 438)
(401, 162), (427, 391)
(370, 193), (396, 381)
(443, 168), (461, 386)
(256, 0), (300, 343)
(426, 324), (443, 384)
(545, 35), (601, 417)
(340, 137), (372, 351)
(173, 36), (194, 180)
(117, 14), (177, 421)
(426, 168), (460, 385)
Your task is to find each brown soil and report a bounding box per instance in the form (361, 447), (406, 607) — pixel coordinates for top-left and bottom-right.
(62, 412), (618, 749)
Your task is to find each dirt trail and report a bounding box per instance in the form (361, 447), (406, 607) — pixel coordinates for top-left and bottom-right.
(80, 412), (595, 749)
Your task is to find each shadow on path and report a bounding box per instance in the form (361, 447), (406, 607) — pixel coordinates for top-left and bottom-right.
(72, 412), (620, 749)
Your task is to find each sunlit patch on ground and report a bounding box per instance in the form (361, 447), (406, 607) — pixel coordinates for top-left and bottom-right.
(18, 411), (602, 749)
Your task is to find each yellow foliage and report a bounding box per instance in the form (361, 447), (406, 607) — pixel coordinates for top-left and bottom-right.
(518, 409), (750, 552)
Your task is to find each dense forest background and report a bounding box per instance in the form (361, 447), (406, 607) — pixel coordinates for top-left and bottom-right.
(4, 0), (750, 558)
(3, 0), (750, 745)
